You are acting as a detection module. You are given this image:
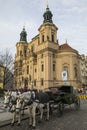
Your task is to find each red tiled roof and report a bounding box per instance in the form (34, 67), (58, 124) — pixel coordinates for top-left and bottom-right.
(59, 43), (74, 50)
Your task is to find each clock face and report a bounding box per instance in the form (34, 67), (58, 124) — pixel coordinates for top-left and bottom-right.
(61, 70), (68, 81)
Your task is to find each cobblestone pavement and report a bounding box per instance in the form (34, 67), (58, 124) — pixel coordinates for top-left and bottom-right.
(0, 100), (87, 130)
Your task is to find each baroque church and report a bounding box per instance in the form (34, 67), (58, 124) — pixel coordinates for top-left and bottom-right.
(14, 5), (81, 90)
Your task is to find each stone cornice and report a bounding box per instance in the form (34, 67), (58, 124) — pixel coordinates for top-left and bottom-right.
(38, 23), (58, 31)
(36, 47), (58, 55)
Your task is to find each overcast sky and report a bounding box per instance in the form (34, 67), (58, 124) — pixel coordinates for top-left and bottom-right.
(0, 0), (87, 56)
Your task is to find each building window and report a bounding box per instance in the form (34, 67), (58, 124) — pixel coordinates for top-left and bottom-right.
(20, 60), (22, 67)
(24, 50), (26, 57)
(41, 54), (43, 58)
(42, 35), (44, 42)
(27, 65), (29, 74)
(53, 64), (55, 71)
(19, 81), (21, 86)
(41, 78), (44, 86)
(52, 34), (54, 42)
(35, 68), (37, 73)
(20, 50), (22, 56)
(53, 77), (56, 81)
(24, 78), (28, 87)
(53, 53), (55, 58)
(29, 75), (31, 82)
(34, 80), (36, 86)
(41, 64), (44, 71)
(74, 67), (77, 78)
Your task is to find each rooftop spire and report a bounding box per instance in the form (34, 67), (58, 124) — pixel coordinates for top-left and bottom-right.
(65, 39), (68, 44)
(20, 26), (27, 42)
(46, 0), (48, 8)
(43, 2), (53, 24)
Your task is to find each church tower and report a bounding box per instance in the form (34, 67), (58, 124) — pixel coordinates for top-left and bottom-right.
(38, 4), (58, 45)
(37, 4), (59, 89)
(14, 27), (28, 89)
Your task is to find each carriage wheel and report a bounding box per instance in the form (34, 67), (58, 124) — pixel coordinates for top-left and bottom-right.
(57, 102), (64, 117)
(74, 97), (80, 110)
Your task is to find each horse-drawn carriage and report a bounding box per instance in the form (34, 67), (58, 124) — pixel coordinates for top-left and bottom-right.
(45, 85), (80, 116)
(3, 85), (80, 128)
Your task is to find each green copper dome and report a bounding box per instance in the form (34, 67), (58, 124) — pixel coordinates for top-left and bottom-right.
(20, 26), (27, 42)
(43, 5), (53, 24)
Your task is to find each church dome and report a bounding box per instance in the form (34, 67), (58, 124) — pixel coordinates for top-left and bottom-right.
(43, 5), (53, 24)
(20, 26), (27, 42)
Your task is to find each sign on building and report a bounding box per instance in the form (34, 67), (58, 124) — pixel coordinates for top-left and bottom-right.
(62, 70), (68, 81)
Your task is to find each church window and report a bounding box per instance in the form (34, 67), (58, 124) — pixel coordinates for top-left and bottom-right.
(20, 50), (22, 56)
(34, 80), (36, 86)
(20, 60), (22, 67)
(74, 67), (78, 78)
(53, 64), (55, 71)
(46, 15), (49, 20)
(53, 53), (55, 58)
(42, 35), (44, 42)
(29, 75), (31, 82)
(24, 50), (26, 57)
(35, 68), (37, 72)
(41, 54), (43, 58)
(53, 77), (56, 81)
(41, 78), (44, 86)
(41, 64), (44, 71)
(52, 34), (54, 42)
(27, 65), (29, 74)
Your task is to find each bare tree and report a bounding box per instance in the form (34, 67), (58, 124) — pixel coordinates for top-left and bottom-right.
(0, 49), (14, 89)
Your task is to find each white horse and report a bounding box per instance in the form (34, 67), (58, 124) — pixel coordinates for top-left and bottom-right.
(4, 90), (20, 109)
(4, 90), (22, 125)
(15, 90), (50, 128)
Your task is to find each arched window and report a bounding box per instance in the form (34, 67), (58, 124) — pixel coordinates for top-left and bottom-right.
(27, 65), (29, 74)
(34, 80), (36, 86)
(24, 50), (26, 57)
(41, 78), (44, 86)
(74, 67), (78, 78)
(41, 64), (44, 71)
(20, 60), (22, 67)
(53, 64), (55, 71)
(35, 68), (37, 73)
(52, 34), (54, 42)
(41, 54), (43, 58)
(42, 35), (44, 42)
(20, 50), (22, 56)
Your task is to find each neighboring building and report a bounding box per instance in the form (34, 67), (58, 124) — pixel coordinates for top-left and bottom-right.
(0, 65), (5, 89)
(14, 5), (81, 90)
(80, 54), (87, 88)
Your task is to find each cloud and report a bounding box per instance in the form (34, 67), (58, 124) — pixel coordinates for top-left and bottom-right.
(0, 0), (87, 55)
